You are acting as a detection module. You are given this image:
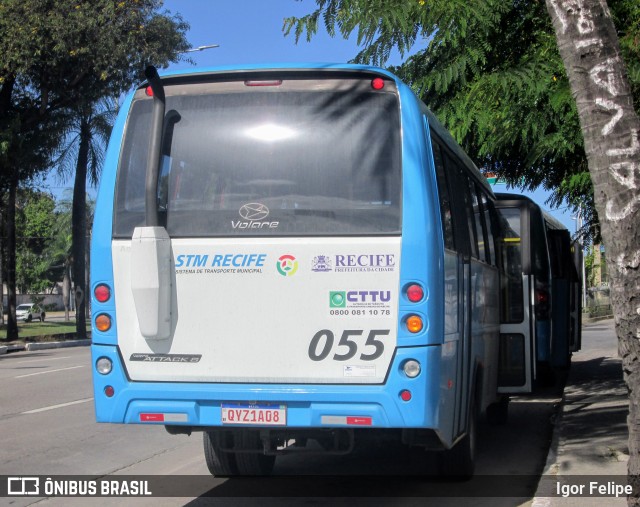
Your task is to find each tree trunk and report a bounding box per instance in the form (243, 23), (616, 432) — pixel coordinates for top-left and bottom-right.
(85, 228), (90, 319)
(0, 190), (4, 328)
(63, 262), (71, 322)
(72, 117), (90, 339)
(0, 74), (16, 335)
(5, 173), (19, 340)
(545, 0), (640, 503)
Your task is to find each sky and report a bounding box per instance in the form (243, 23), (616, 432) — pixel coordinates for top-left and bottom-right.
(46, 0), (576, 233)
(160, 0), (406, 69)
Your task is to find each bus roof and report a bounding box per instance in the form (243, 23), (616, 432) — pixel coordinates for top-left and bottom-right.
(143, 62), (398, 87)
(496, 192), (568, 231)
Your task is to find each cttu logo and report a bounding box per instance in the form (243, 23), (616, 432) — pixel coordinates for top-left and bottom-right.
(330, 290), (392, 308)
(277, 254), (299, 277)
(330, 291), (346, 308)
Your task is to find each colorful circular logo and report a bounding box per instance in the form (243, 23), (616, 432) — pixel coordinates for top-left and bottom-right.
(277, 254), (299, 277)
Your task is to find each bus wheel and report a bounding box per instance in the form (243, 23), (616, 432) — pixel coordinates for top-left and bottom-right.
(438, 398), (477, 479)
(235, 430), (276, 476)
(486, 396), (509, 425)
(203, 431), (239, 477)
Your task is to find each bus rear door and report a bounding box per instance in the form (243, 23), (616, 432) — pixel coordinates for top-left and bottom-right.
(496, 204), (535, 393)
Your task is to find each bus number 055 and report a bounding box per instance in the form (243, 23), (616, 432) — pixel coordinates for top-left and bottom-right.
(308, 329), (389, 362)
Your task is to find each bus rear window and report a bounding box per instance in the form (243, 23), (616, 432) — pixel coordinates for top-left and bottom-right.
(113, 77), (401, 237)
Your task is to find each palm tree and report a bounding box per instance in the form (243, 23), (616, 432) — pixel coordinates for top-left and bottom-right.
(45, 197), (73, 320)
(55, 98), (117, 338)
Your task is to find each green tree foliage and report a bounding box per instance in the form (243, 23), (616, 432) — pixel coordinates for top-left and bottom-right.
(613, 0), (640, 113)
(284, 0), (640, 242)
(15, 189), (56, 294)
(0, 0), (190, 113)
(56, 99), (118, 186)
(55, 98), (117, 336)
(43, 195), (74, 321)
(0, 0), (190, 338)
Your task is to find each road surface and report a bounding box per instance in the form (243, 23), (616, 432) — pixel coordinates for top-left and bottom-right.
(2, 321), (600, 506)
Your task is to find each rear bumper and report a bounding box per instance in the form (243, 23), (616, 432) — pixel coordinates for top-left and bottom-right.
(91, 343), (443, 430)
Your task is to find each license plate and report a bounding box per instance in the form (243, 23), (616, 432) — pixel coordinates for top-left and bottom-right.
(221, 403), (287, 426)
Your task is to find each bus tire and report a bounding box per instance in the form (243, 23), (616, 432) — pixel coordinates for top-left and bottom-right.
(234, 430), (276, 476)
(486, 396), (509, 425)
(438, 397), (477, 479)
(203, 431), (239, 477)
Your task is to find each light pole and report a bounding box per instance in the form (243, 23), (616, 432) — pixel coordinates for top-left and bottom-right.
(184, 44), (220, 53)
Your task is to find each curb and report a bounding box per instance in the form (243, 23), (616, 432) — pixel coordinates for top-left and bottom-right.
(0, 339), (91, 354)
(26, 339), (91, 351)
(530, 389), (565, 506)
(582, 314), (614, 324)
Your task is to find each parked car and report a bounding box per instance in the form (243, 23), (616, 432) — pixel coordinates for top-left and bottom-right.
(16, 303), (46, 322)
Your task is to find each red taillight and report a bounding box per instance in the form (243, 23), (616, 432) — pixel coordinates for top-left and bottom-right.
(535, 289), (549, 304)
(400, 390), (412, 402)
(406, 284), (424, 303)
(371, 77), (385, 90)
(94, 284), (111, 303)
(145, 85), (153, 96)
(534, 286), (551, 320)
(104, 386), (115, 397)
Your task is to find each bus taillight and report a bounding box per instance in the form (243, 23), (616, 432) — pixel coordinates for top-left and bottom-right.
(371, 77), (385, 90)
(94, 284), (111, 303)
(406, 284), (424, 303)
(535, 286), (551, 320)
(95, 314), (112, 332)
(406, 315), (423, 333)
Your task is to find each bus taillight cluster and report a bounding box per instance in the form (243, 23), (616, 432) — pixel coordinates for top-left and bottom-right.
(404, 283), (425, 333)
(94, 284), (112, 332)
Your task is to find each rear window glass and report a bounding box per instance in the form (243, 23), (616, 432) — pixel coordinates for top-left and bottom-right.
(114, 77), (402, 237)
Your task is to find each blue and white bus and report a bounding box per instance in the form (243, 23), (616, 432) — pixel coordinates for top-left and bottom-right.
(495, 194), (581, 392)
(91, 64), (504, 477)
